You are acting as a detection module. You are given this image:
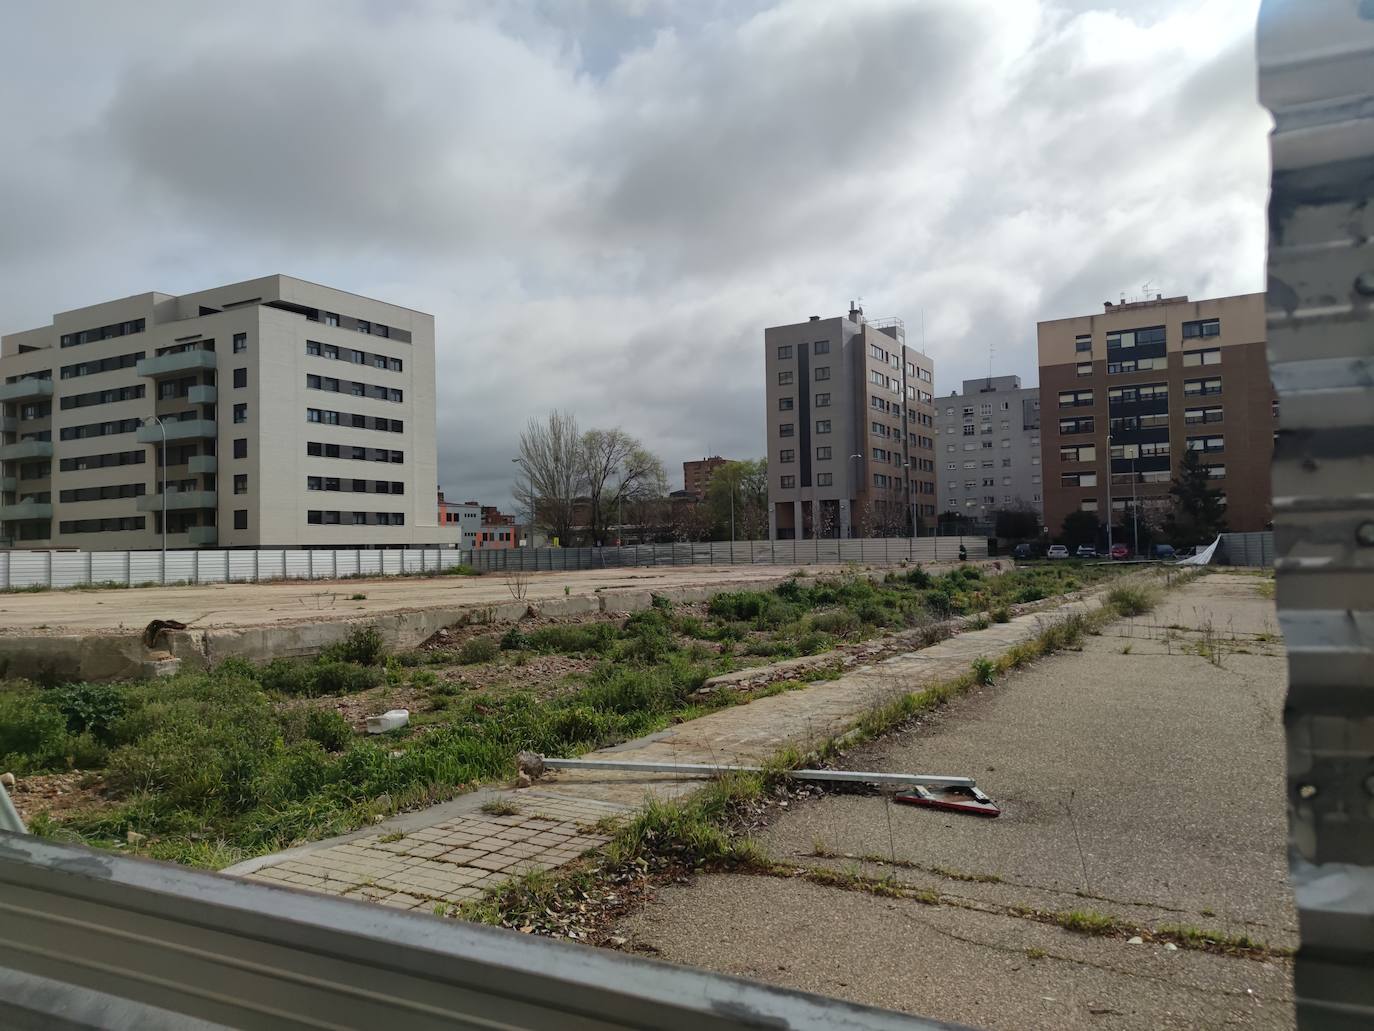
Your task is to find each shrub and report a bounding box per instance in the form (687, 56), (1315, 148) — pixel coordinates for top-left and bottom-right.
(281, 707), (353, 752)
(46, 682), (126, 742)
(526, 623), (618, 655)
(650, 593), (673, 612)
(312, 662), (383, 696)
(1107, 585), (1157, 618)
(991, 605), (1012, 624)
(213, 657), (258, 681)
(323, 625), (386, 665)
(409, 669), (438, 688)
(904, 568), (933, 588)
(457, 637), (500, 665)
(0, 691), (71, 772)
(807, 609), (860, 638)
(259, 659), (316, 697)
(1015, 585), (1046, 604)
(499, 626), (531, 651)
(972, 657), (996, 685)
(392, 652), (425, 668)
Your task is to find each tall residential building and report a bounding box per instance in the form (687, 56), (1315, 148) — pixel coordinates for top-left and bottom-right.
(933, 376), (1042, 528)
(1038, 292), (1275, 539)
(683, 456), (729, 499)
(0, 275), (456, 550)
(764, 304), (936, 540)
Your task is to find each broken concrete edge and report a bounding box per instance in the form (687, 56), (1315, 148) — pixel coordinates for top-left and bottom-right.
(0, 559), (999, 683)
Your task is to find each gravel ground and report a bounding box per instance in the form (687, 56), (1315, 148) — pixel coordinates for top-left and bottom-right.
(619, 572), (1295, 1030)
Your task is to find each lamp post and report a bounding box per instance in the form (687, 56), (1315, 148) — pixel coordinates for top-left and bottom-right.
(143, 416), (166, 584)
(511, 457), (529, 548)
(1104, 432), (1114, 557)
(1131, 457), (1140, 557)
(848, 454), (863, 538)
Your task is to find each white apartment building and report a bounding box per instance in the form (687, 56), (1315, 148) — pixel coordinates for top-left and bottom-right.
(0, 275), (457, 549)
(933, 375), (1042, 529)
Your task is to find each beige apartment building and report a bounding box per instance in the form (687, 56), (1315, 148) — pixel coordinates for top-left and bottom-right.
(1038, 292), (1275, 540)
(0, 275), (456, 550)
(764, 304), (936, 539)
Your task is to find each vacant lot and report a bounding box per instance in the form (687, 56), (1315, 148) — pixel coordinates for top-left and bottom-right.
(4, 563), (1120, 869)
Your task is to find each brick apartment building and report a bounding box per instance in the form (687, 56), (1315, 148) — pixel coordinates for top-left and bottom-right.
(1038, 292), (1274, 540)
(764, 304), (936, 539)
(682, 456), (729, 499)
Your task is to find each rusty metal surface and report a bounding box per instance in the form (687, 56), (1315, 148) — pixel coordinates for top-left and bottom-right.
(1259, 0), (1374, 1025)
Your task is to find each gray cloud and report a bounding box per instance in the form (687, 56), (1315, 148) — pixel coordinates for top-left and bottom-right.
(0, 0), (1267, 507)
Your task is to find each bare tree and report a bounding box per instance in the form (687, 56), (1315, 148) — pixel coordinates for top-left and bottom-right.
(514, 411), (583, 547)
(580, 428), (667, 545)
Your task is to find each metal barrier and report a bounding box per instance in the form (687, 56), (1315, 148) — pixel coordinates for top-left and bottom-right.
(0, 832), (950, 1030)
(1260, 2), (1374, 1025)
(1216, 532), (1276, 568)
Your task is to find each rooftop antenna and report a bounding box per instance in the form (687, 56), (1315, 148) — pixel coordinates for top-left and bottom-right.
(987, 339), (995, 386)
(920, 308), (926, 355)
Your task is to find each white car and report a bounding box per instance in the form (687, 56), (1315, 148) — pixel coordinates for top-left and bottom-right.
(1047, 544), (1070, 559)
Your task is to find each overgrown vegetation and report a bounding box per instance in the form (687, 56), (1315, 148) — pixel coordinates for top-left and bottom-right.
(1106, 584), (1158, 618)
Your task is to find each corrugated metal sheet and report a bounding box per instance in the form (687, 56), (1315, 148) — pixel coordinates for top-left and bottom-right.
(1259, 0), (1374, 1024)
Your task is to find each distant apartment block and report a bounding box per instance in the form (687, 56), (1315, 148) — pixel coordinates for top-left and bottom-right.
(1038, 292), (1274, 538)
(764, 304), (936, 540)
(683, 456), (729, 499)
(437, 491), (480, 548)
(0, 275), (457, 549)
(934, 376), (1042, 527)
(475, 505), (517, 548)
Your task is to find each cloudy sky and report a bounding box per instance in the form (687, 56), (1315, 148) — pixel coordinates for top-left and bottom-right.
(2, 0), (1269, 506)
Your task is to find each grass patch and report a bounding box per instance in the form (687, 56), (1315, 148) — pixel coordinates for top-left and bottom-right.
(1055, 909), (1123, 935)
(1106, 584), (1158, 618)
(479, 798), (521, 817)
(971, 656), (996, 686)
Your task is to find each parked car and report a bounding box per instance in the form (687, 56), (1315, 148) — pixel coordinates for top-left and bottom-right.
(1076, 544), (1097, 558)
(1151, 543), (1176, 560)
(1047, 544), (1070, 559)
(1012, 542), (1038, 560)
(1110, 543), (1130, 560)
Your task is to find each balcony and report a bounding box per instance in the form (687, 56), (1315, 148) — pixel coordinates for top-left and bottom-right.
(0, 439), (53, 461)
(137, 350), (217, 379)
(0, 378), (54, 403)
(0, 477), (13, 492)
(137, 489), (218, 512)
(188, 454), (217, 474)
(0, 416), (14, 433)
(188, 384), (217, 404)
(136, 419), (216, 443)
(188, 525), (218, 546)
(0, 499), (52, 521)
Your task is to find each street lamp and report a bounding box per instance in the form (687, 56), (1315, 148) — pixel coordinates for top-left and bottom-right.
(511, 457), (529, 548)
(1104, 432), (1114, 556)
(143, 416), (167, 584)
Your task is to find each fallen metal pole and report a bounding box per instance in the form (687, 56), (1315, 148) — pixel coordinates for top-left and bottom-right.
(540, 757), (976, 789)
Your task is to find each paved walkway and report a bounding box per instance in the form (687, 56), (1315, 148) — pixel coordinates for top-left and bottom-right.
(227, 572), (1144, 910)
(619, 573), (1294, 1030)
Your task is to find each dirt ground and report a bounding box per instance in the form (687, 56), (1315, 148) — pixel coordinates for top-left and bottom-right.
(617, 572), (1295, 1030)
(0, 563), (865, 636)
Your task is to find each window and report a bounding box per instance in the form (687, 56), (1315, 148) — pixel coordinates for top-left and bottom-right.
(779, 423), (794, 437)
(234, 509), (248, 530)
(962, 424), (975, 436)
(815, 393), (831, 407)
(324, 312), (339, 326)
(1184, 377), (1223, 397)
(1183, 318), (1220, 339)
(1080, 498), (1098, 512)
(1108, 355), (1169, 374)
(817, 472), (833, 486)
(1182, 348), (1221, 367)
(1188, 435), (1225, 453)
(815, 366), (830, 381)
(778, 371), (793, 386)
(60, 351), (143, 379)
(58, 318), (146, 348)
(233, 474), (248, 495)
(1058, 389), (1093, 407)
(1108, 382), (1169, 405)
(816, 420), (831, 434)
(233, 333), (247, 353)
(233, 368), (247, 388)
(1060, 443), (1097, 463)
(779, 449), (795, 463)
(1185, 406), (1224, 424)
(1063, 471), (1095, 486)
(233, 438), (247, 459)
(780, 475), (796, 489)
(1106, 325), (1165, 350)
(1002, 458), (1012, 467)
(356, 319), (371, 334)
(1075, 362), (1093, 377)
(814, 340), (830, 355)
(1059, 416), (1094, 434)
(816, 446), (832, 460)
(1074, 334), (1091, 353)
(778, 397), (793, 411)
(777, 344), (792, 360)
(1205, 464), (1226, 479)
(233, 403), (247, 424)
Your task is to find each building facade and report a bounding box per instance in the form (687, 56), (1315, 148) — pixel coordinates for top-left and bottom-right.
(1038, 292), (1274, 539)
(438, 492), (480, 549)
(682, 456), (729, 499)
(0, 275), (456, 549)
(933, 376), (1042, 530)
(764, 304), (936, 540)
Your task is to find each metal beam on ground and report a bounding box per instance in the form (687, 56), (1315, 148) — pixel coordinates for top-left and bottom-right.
(539, 757), (977, 789)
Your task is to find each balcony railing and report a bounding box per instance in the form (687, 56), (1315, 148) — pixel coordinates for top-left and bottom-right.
(0, 499), (52, 521)
(0, 440), (53, 461)
(189, 525), (218, 546)
(136, 419), (217, 443)
(188, 454), (217, 474)
(0, 378), (54, 403)
(137, 489), (218, 512)
(187, 384), (217, 404)
(137, 350), (217, 378)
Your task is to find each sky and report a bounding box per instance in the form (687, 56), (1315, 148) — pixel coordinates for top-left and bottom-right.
(1, 0), (1270, 507)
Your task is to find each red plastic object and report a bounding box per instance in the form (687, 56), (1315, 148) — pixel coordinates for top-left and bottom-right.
(893, 784), (1001, 818)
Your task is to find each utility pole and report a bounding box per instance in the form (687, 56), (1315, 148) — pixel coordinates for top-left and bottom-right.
(143, 416), (166, 583)
(1105, 432), (1114, 556)
(1131, 458), (1140, 556)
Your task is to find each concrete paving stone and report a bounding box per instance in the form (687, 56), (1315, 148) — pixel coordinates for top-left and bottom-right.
(471, 855), (515, 872)
(436, 847), (486, 865)
(404, 843), (450, 859)
(492, 826), (537, 842)
(378, 893), (424, 909)
(521, 819), (562, 831)
(500, 843), (542, 859)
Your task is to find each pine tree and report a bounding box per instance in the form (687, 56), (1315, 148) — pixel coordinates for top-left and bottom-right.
(1165, 448), (1227, 544)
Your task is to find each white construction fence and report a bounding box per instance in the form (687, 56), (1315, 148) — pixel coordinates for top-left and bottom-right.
(0, 536), (988, 590)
